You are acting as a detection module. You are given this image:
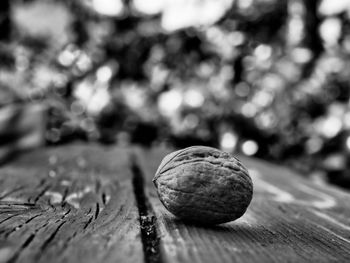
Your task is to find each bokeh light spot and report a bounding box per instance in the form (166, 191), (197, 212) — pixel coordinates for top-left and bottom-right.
(96, 65), (113, 83)
(242, 140), (258, 156)
(158, 89), (183, 116)
(184, 89), (205, 108)
(92, 0), (124, 16)
(317, 116), (342, 138)
(320, 18), (342, 46)
(133, 0), (164, 15)
(254, 45), (272, 61)
(220, 132), (238, 152)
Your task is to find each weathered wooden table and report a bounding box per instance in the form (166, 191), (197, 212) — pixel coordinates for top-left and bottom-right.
(0, 144), (349, 263)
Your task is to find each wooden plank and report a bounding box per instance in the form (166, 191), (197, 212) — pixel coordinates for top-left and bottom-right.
(135, 147), (350, 263)
(0, 144), (144, 263)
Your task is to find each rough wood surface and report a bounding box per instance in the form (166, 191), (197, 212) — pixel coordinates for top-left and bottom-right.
(135, 147), (350, 263)
(0, 144), (143, 263)
(2, 144), (350, 263)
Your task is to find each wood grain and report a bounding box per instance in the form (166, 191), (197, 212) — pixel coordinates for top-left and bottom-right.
(0, 144), (143, 263)
(136, 147), (350, 263)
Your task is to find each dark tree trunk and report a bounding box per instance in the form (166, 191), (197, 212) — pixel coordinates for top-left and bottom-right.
(0, 0), (11, 41)
(301, 0), (323, 78)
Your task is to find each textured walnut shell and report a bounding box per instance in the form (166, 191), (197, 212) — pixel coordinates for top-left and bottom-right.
(153, 146), (253, 225)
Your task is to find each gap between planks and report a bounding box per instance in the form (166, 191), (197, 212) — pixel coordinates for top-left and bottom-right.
(131, 154), (162, 263)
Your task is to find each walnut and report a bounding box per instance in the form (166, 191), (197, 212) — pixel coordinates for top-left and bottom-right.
(153, 146), (253, 225)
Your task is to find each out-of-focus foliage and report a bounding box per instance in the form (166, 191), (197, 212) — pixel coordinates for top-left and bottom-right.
(1, 0), (350, 188)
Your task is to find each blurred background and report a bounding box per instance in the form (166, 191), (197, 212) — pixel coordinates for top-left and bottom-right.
(1, 0), (350, 189)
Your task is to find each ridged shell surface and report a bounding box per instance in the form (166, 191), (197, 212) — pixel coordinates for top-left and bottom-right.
(153, 146), (253, 225)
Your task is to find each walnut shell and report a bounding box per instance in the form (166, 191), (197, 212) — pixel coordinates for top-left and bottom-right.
(153, 146), (253, 225)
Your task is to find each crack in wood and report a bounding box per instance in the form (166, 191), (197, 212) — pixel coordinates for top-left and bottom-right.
(7, 234), (36, 263)
(0, 202), (38, 214)
(83, 216), (94, 230)
(5, 218), (51, 263)
(36, 178), (48, 189)
(0, 202), (36, 207)
(0, 214), (19, 224)
(0, 186), (25, 200)
(131, 155), (161, 263)
(40, 221), (66, 251)
(60, 230), (79, 252)
(102, 192), (107, 205)
(62, 188), (69, 203)
(95, 203), (100, 219)
(3, 214), (42, 238)
(33, 186), (50, 203)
